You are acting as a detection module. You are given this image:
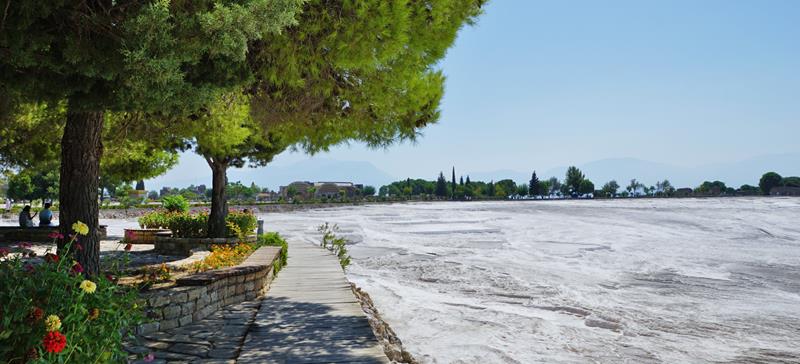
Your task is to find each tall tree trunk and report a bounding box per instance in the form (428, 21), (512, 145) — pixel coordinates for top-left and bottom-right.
(59, 109), (104, 276)
(207, 158), (229, 238)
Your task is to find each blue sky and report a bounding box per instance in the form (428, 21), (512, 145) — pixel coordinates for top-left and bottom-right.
(151, 0), (800, 189)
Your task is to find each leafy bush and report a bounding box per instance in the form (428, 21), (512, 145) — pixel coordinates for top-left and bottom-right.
(137, 211), (170, 229)
(256, 232), (288, 273)
(225, 210), (257, 238)
(0, 223), (143, 363)
(139, 209), (256, 239)
(166, 212), (208, 238)
(161, 195), (189, 213)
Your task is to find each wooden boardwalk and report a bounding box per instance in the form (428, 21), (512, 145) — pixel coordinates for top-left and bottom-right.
(238, 241), (389, 363)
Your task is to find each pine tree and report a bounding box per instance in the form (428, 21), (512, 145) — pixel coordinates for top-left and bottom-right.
(529, 171), (540, 196)
(459, 176), (464, 186)
(466, 176), (471, 185)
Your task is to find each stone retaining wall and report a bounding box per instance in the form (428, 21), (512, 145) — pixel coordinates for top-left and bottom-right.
(137, 246), (281, 335)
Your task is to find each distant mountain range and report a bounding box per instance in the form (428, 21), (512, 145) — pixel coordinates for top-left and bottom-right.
(148, 153), (799, 191)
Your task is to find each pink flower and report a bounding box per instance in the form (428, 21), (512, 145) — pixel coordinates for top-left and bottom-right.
(47, 232), (64, 240)
(0, 247), (9, 257)
(144, 353), (155, 362)
(19, 242), (33, 249)
(125, 230), (136, 241)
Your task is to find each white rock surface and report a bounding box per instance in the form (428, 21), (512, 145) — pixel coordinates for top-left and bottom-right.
(256, 198), (800, 363)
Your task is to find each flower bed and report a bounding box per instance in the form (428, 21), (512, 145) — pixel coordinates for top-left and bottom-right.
(0, 223), (143, 363)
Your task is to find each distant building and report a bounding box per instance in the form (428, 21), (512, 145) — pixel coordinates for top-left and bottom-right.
(674, 188), (693, 197)
(770, 186), (800, 196)
(279, 181), (362, 199)
(256, 191), (278, 202)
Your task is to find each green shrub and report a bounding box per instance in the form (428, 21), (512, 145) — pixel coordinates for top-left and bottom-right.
(0, 225), (143, 363)
(256, 232), (288, 273)
(137, 211), (170, 229)
(166, 212), (208, 238)
(161, 195), (189, 213)
(225, 210), (257, 238)
(317, 223), (350, 269)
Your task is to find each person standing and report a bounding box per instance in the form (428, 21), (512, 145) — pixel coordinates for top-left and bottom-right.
(39, 202), (54, 226)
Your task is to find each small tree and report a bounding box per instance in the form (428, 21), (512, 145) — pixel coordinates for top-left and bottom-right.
(602, 180), (619, 197)
(759, 172), (783, 195)
(529, 171), (540, 196)
(451, 167), (457, 200)
(578, 180), (595, 195)
(362, 186), (376, 197)
(548, 177), (562, 196)
(435, 172), (448, 198)
(565, 166), (585, 194)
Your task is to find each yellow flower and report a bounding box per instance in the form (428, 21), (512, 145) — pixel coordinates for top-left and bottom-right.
(72, 221), (89, 236)
(79, 280), (97, 294)
(45, 315), (61, 332)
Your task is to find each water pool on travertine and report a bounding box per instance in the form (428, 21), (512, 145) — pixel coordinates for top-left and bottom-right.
(260, 198), (800, 363)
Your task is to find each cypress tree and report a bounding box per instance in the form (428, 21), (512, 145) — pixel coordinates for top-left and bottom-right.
(451, 167), (457, 199)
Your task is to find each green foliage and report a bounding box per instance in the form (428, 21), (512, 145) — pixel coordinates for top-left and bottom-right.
(361, 186), (376, 197)
(226, 210), (258, 238)
(601, 180), (620, 197)
(256, 232), (289, 274)
(565, 166), (585, 194)
(529, 171), (540, 196)
(782, 176), (800, 188)
(739, 184), (761, 194)
(317, 223), (351, 269)
(6, 167), (59, 203)
(516, 183), (529, 196)
(138, 211), (170, 229)
(435, 173), (448, 197)
(167, 212), (209, 239)
(162, 195), (189, 213)
(759, 172), (783, 195)
(696, 181), (728, 195)
(0, 236), (143, 362)
(578, 179), (595, 195)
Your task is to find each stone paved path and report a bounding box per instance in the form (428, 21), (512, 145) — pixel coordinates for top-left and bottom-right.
(129, 299), (260, 363)
(238, 242), (389, 364)
(129, 241), (389, 363)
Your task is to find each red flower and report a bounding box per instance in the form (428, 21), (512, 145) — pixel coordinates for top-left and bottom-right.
(124, 243), (133, 251)
(19, 242), (33, 249)
(71, 262), (84, 275)
(105, 273), (115, 282)
(28, 306), (44, 323)
(0, 247), (9, 257)
(74, 242), (83, 251)
(44, 253), (59, 263)
(42, 331), (66, 353)
(24, 264), (36, 273)
(47, 232), (64, 240)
